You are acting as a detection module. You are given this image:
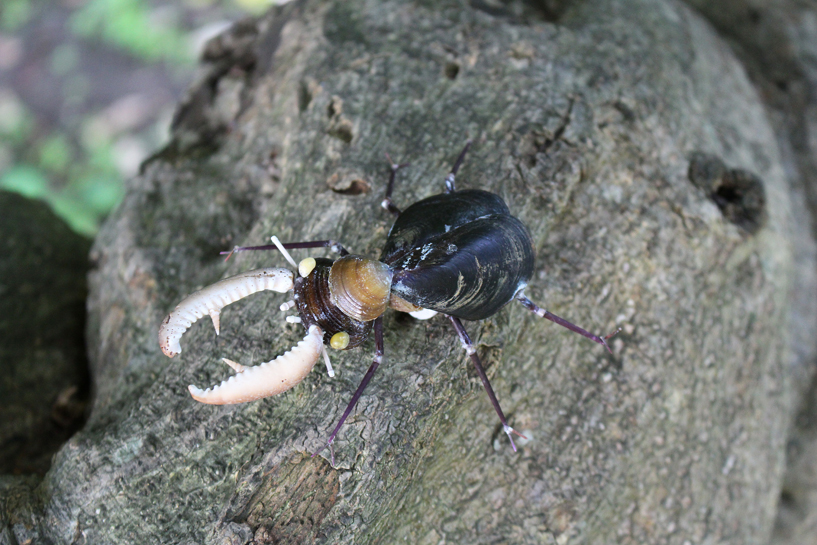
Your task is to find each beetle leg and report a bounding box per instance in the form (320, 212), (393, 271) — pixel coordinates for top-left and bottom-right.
(381, 152), (409, 217)
(221, 239), (349, 261)
(516, 292), (619, 353)
(313, 316), (385, 465)
(448, 315), (525, 452)
(444, 140), (472, 193)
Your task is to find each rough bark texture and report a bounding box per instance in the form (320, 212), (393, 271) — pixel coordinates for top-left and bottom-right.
(3, 0), (817, 544)
(680, 2), (817, 543)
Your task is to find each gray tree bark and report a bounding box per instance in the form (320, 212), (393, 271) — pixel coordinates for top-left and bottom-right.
(680, 2), (817, 543)
(3, 0), (817, 544)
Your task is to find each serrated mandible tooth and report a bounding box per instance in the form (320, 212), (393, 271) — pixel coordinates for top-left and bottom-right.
(158, 267), (295, 357)
(209, 309), (221, 335)
(187, 325), (324, 405)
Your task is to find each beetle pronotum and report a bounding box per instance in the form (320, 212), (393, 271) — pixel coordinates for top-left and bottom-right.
(158, 142), (617, 462)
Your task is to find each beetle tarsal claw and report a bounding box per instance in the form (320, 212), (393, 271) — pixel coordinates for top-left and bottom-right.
(503, 424), (519, 452)
(158, 267), (295, 358)
(188, 325), (324, 405)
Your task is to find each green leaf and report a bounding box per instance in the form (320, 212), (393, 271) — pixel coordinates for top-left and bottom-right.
(50, 194), (99, 236)
(38, 134), (73, 173)
(76, 174), (124, 214)
(1, 0), (32, 32)
(69, 0), (194, 65)
(0, 165), (49, 198)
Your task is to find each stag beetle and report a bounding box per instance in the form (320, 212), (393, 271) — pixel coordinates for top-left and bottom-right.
(159, 142), (616, 461)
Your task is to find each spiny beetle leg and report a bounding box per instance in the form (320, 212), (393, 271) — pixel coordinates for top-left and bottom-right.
(448, 315), (525, 452)
(516, 293), (620, 353)
(382, 152), (409, 217)
(444, 140), (472, 193)
(313, 316), (385, 465)
(221, 239), (349, 262)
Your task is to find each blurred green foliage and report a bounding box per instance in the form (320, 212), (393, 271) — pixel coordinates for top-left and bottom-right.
(0, 0), (274, 236)
(0, 166), (48, 198)
(0, 0), (33, 32)
(0, 93), (125, 235)
(70, 0), (195, 65)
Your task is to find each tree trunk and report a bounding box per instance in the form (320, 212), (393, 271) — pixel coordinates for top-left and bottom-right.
(4, 0), (817, 543)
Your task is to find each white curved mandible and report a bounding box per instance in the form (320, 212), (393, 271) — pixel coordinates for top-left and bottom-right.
(188, 324), (324, 404)
(158, 267), (295, 358)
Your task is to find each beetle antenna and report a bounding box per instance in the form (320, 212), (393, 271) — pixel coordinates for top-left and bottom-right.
(448, 316), (524, 451)
(444, 140), (472, 193)
(313, 316), (385, 463)
(516, 293), (618, 354)
(382, 152), (409, 217)
(220, 240), (350, 260)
